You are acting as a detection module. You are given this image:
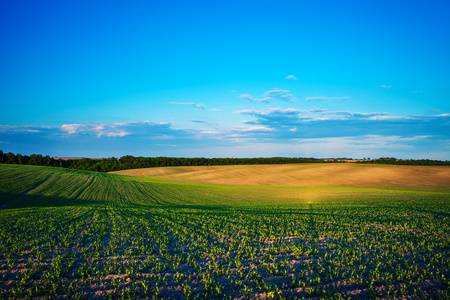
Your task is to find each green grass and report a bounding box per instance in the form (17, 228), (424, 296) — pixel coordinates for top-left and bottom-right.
(0, 164), (449, 299)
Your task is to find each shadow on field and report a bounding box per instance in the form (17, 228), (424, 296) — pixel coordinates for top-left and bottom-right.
(408, 207), (450, 217)
(0, 192), (235, 211)
(0, 192), (105, 209)
(161, 204), (232, 212)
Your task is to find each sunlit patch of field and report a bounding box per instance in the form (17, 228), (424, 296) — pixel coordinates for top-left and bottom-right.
(112, 163), (450, 192)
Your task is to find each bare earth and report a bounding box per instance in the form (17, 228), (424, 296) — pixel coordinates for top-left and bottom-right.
(112, 164), (450, 191)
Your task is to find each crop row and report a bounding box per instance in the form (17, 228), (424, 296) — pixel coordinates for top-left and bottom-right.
(1, 202), (449, 299)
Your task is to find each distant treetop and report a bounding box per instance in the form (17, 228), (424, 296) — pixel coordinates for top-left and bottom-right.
(0, 150), (448, 172)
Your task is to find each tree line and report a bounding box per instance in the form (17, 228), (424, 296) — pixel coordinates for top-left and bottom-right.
(1, 150), (448, 172)
(0, 150), (329, 172)
(359, 157), (450, 166)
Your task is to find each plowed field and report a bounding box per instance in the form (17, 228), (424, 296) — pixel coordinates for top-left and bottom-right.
(112, 163), (450, 191)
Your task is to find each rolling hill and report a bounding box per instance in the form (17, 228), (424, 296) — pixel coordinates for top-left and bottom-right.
(112, 163), (450, 191)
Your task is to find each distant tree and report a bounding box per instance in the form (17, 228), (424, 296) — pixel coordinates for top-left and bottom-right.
(16, 153), (24, 164)
(119, 155), (136, 168)
(58, 159), (65, 168)
(44, 155), (52, 166)
(6, 152), (16, 164)
(29, 154), (44, 165)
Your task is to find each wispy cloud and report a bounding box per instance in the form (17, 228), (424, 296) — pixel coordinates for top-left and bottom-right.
(237, 108), (301, 120)
(284, 75), (298, 80)
(190, 120), (218, 126)
(239, 94), (254, 101)
(236, 108), (389, 123)
(305, 96), (350, 101)
(1, 113), (449, 159)
(60, 124), (82, 134)
(265, 89), (295, 102)
(232, 126), (274, 132)
(61, 123), (129, 137)
(169, 102), (205, 110)
(378, 85), (392, 89)
(0, 121), (197, 157)
(239, 89), (295, 103)
(235, 107), (450, 141)
(169, 102), (222, 111)
(59, 121), (179, 138)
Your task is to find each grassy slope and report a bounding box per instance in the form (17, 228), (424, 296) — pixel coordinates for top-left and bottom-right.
(0, 165), (223, 208)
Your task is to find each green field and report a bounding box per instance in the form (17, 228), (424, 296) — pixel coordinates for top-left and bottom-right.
(0, 164), (449, 299)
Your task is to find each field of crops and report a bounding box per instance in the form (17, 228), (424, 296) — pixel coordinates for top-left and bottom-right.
(0, 164), (449, 299)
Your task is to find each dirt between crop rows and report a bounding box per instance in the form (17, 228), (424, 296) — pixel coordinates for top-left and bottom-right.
(0, 233), (446, 299)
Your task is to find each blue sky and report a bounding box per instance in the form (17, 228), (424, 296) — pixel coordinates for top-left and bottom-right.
(1, 0), (449, 159)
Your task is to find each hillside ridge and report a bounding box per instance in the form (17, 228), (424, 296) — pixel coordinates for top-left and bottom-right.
(112, 163), (450, 191)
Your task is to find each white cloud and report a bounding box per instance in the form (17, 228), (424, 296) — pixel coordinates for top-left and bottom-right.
(235, 107), (300, 116)
(195, 130), (219, 134)
(61, 123), (130, 137)
(105, 131), (129, 137)
(239, 94), (254, 100)
(169, 102), (205, 110)
(367, 115), (405, 120)
(284, 75), (298, 80)
(2, 115), (450, 159)
(237, 108), (391, 123)
(61, 124), (84, 134)
(377, 85), (392, 89)
(238, 89), (295, 103)
(61, 121), (177, 138)
(190, 120), (218, 126)
(233, 126), (274, 132)
(234, 107), (450, 144)
(239, 93), (270, 103)
(264, 89), (295, 102)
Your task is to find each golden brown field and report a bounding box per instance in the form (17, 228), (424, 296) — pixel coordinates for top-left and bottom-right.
(112, 163), (450, 191)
